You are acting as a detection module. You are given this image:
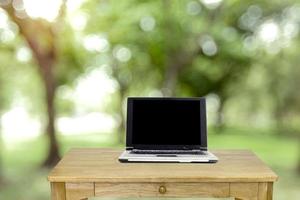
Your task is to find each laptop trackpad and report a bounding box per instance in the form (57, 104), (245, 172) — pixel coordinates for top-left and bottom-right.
(156, 154), (177, 157)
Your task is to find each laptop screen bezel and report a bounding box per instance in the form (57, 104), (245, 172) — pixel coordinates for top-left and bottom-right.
(126, 97), (208, 150)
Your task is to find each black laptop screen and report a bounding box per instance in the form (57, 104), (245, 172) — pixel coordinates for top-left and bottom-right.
(130, 99), (202, 146)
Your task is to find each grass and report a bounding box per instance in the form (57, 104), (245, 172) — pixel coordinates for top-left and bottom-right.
(0, 128), (300, 200)
(209, 127), (299, 169)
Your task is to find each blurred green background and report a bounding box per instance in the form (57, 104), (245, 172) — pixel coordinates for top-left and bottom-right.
(0, 0), (300, 199)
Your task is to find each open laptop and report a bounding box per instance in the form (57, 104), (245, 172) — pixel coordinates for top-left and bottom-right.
(119, 97), (218, 163)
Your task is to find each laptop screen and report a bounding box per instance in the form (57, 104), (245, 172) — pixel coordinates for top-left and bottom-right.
(127, 98), (207, 149)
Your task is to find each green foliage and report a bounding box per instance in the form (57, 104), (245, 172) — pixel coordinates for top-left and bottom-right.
(55, 24), (88, 87)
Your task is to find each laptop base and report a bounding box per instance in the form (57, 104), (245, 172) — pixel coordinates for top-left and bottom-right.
(118, 150), (218, 163)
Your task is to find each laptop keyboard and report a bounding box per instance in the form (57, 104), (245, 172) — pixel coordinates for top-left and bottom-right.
(131, 150), (206, 155)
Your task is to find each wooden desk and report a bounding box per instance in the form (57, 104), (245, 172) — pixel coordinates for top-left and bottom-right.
(48, 148), (278, 200)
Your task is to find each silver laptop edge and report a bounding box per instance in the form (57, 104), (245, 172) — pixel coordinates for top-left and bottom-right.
(119, 150), (218, 163)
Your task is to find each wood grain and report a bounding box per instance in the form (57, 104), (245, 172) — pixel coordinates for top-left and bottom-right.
(230, 183), (258, 200)
(65, 182), (94, 200)
(95, 182), (229, 197)
(258, 182), (268, 200)
(51, 182), (66, 200)
(267, 182), (273, 200)
(48, 148), (278, 183)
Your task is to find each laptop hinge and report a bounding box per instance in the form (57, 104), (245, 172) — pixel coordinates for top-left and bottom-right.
(200, 147), (208, 151)
(127, 147), (207, 151)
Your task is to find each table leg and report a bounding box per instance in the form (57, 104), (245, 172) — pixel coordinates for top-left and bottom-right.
(230, 183), (258, 200)
(231, 182), (273, 200)
(51, 182), (66, 200)
(258, 182), (273, 200)
(267, 182), (273, 200)
(65, 182), (94, 200)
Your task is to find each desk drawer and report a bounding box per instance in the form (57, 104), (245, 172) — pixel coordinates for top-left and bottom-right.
(95, 182), (229, 197)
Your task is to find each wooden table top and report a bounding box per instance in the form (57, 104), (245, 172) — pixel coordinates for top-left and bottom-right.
(48, 148), (278, 183)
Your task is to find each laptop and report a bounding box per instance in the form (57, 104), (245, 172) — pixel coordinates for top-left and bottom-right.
(118, 97), (218, 163)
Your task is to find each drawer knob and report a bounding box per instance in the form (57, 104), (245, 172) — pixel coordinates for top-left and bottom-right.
(158, 185), (167, 194)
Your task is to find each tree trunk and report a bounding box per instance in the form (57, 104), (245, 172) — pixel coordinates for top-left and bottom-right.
(117, 81), (127, 145)
(40, 59), (60, 167)
(111, 59), (127, 145)
(162, 63), (180, 96)
(298, 139), (300, 174)
(0, 79), (4, 184)
(274, 105), (285, 135)
(215, 96), (226, 133)
(2, 2), (62, 168)
(216, 100), (224, 130)
(0, 114), (3, 184)
(162, 49), (201, 97)
(117, 110), (125, 145)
